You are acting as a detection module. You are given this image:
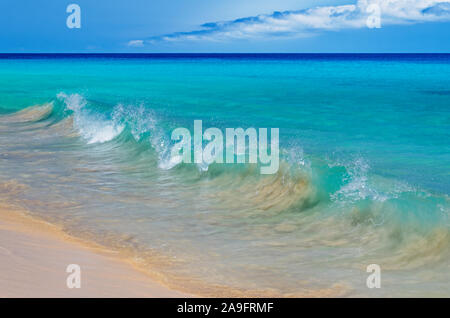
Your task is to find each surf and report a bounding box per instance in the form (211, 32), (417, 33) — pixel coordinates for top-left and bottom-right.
(0, 52), (449, 296)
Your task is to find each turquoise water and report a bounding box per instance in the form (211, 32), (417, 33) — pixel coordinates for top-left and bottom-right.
(0, 54), (449, 296)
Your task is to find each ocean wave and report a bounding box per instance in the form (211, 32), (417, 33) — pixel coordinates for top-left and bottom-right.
(2, 95), (448, 223)
(1, 94), (450, 296)
(57, 92), (125, 144)
(0, 102), (54, 124)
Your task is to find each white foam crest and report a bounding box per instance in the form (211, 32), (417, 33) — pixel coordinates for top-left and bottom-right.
(158, 154), (183, 170)
(57, 92), (124, 144)
(330, 156), (386, 203)
(157, 133), (188, 170)
(196, 161), (210, 172)
(112, 103), (176, 170)
(57, 92), (86, 112)
(330, 155), (420, 205)
(112, 103), (157, 141)
(284, 144), (311, 170)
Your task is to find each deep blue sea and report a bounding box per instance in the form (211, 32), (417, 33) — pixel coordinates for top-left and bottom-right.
(0, 54), (449, 296)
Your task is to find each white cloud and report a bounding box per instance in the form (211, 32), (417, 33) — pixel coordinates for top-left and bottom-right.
(136, 0), (450, 44)
(127, 40), (144, 47)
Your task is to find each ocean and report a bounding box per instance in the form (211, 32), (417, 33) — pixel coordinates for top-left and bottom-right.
(0, 54), (449, 296)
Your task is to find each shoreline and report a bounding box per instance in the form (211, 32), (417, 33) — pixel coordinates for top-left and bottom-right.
(0, 204), (191, 298)
(0, 203), (351, 298)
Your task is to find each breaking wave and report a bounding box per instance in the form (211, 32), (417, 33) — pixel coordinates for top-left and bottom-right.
(1, 92), (449, 296)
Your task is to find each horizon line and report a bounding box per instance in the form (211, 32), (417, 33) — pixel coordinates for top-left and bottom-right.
(1, 52), (450, 55)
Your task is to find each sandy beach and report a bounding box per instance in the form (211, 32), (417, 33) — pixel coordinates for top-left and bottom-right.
(0, 204), (190, 298)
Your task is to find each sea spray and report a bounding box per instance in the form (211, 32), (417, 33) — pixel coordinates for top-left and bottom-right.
(57, 92), (125, 144)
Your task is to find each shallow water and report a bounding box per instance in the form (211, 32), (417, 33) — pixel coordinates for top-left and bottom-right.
(0, 54), (449, 296)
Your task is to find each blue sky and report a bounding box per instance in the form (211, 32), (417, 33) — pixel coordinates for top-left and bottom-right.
(1, 0), (450, 52)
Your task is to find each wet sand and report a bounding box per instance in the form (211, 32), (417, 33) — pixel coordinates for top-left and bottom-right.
(0, 205), (190, 297)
